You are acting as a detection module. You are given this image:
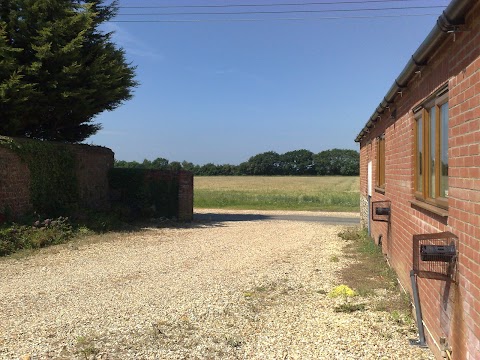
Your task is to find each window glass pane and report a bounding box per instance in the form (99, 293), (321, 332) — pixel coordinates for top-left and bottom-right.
(429, 107), (436, 198)
(416, 118), (423, 192)
(440, 102), (449, 198)
(377, 137), (385, 187)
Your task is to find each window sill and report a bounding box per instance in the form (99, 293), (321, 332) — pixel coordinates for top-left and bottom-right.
(375, 186), (385, 194)
(410, 199), (448, 218)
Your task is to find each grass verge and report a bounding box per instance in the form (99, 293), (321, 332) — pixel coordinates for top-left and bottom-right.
(337, 227), (413, 318)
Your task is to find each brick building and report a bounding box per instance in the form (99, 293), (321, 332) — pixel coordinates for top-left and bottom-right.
(355, 0), (479, 358)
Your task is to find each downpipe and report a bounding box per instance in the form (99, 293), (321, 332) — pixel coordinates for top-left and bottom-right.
(409, 270), (427, 347)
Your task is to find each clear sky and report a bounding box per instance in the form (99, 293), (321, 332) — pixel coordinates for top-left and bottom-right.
(88, 0), (450, 165)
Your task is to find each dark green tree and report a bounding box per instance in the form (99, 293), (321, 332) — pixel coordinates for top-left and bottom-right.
(238, 161), (253, 175)
(313, 149), (359, 176)
(181, 161), (196, 172)
(151, 157), (169, 170)
(199, 163), (221, 176)
(246, 151), (281, 175)
(280, 149), (315, 175)
(169, 161), (182, 171)
(0, 0), (137, 142)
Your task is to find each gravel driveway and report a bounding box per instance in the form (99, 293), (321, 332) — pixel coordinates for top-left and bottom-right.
(0, 209), (433, 359)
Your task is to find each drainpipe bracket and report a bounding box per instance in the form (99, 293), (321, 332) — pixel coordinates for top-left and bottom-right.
(409, 339), (429, 348)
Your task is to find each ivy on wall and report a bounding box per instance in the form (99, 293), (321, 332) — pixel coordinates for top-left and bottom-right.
(0, 136), (79, 215)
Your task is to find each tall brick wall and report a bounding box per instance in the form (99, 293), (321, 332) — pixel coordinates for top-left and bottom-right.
(0, 146), (32, 217)
(178, 171), (194, 222)
(358, 3), (480, 359)
(143, 169), (194, 221)
(0, 139), (194, 222)
(72, 144), (114, 211)
(0, 139), (114, 218)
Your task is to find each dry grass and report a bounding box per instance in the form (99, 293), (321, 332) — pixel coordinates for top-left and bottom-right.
(338, 228), (413, 317)
(194, 176), (359, 211)
(195, 176), (359, 193)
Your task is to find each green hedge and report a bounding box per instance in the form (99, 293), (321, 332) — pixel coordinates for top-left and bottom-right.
(109, 168), (179, 219)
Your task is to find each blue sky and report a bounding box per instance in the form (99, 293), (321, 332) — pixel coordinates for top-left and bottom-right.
(88, 0), (450, 165)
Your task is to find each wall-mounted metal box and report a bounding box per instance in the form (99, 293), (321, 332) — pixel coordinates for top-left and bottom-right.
(413, 232), (458, 281)
(375, 207), (391, 216)
(371, 200), (391, 222)
(420, 245), (456, 262)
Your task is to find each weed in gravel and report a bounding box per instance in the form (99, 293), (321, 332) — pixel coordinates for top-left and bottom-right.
(151, 317), (200, 351)
(75, 336), (99, 360)
(338, 227), (362, 241)
(330, 255), (339, 262)
(225, 335), (243, 348)
(356, 286), (376, 297)
(334, 303), (366, 313)
(243, 292), (253, 298)
(254, 285), (269, 292)
(328, 285), (357, 299)
(151, 321), (169, 339)
(338, 227), (415, 329)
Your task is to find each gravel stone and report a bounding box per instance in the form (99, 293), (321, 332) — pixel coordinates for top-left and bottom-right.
(0, 209), (434, 359)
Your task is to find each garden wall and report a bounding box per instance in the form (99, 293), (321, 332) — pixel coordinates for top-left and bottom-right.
(109, 168), (193, 221)
(0, 138), (193, 222)
(0, 143), (31, 218)
(0, 138), (113, 218)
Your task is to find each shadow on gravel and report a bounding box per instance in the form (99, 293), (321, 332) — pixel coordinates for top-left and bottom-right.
(193, 212), (360, 226)
(97, 212), (360, 233)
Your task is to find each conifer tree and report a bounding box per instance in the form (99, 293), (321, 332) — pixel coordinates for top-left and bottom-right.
(0, 0), (137, 142)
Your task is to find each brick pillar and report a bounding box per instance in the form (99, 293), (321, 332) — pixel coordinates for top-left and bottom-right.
(177, 171), (193, 221)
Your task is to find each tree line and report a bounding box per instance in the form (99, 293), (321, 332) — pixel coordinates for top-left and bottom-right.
(115, 149), (359, 176)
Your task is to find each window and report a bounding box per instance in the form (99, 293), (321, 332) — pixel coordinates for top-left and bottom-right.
(376, 134), (385, 188)
(414, 89), (448, 208)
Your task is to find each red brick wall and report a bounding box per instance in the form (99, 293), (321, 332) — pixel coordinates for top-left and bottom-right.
(0, 139), (113, 218)
(0, 139), (194, 222)
(142, 169), (194, 221)
(178, 171), (194, 221)
(72, 144), (114, 211)
(0, 145), (32, 217)
(359, 3), (480, 359)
